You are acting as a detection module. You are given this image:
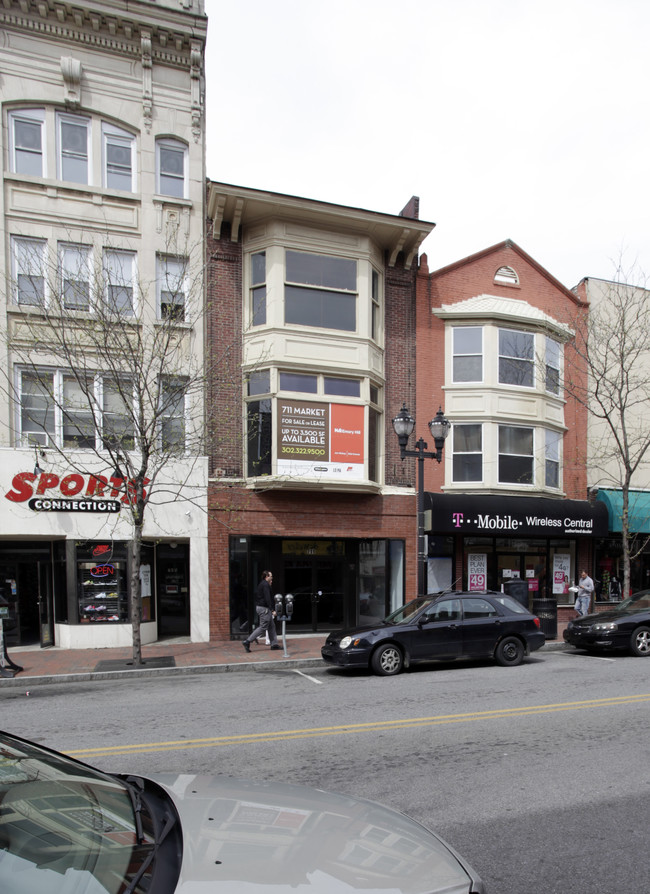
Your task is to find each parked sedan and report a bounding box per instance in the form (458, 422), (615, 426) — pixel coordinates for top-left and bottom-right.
(563, 589), (650, 656)
(322, 591), (545, 676)
(0, 729), (485, 894)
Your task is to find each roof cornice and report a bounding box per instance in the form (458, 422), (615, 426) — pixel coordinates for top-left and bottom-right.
(206, 180), (435, 269)
(0, 0), (207, 65)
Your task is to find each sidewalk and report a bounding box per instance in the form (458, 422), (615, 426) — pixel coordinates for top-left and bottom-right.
(1, 623), (570, 688)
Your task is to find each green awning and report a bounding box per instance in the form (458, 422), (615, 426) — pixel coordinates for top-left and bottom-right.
(596, 489), (650, 533)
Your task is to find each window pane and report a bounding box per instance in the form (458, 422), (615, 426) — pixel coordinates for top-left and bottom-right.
(499, 426), (533, 454)
(499, 455), (533, 484)
(252, 286), (266, 326)
(285, 285), (356, 331)
(546, 460), (559, 488)
(453, 424), (482, 482)
(499, 357), (533, 387)
(453, 356), (482, 383)
(60, 120), (88, 184)
(159, 144), (185, 197)
(159, 257), (185, 321)
(454, 424), (481, 452)
(368, 408), (379, 482)
(286, 251), (356, 291)
(63, 376), (95, 448)
(106, 138), (133, 191)
(324, 378), (360, 397)
(279, 372), (318, 393)
(453, 455), (482, 481)
(248, 370), (270, 396)
(14, 239), (45, 306)
(454, 327), (482, 353)
(103, 380), (134, 449)
(247, 399), (272, 476)
(14, 118), (43, 176)
(21, 372), (55, 445)
(499, 329), (534, 359)
(251, 252), (266, 285)
(61, 245), (90, 311)
(104, 252), (134, 316)
(161, 379), (186, 452)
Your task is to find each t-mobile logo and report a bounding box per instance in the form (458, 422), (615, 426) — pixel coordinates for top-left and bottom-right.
(452, 512), (464, 528)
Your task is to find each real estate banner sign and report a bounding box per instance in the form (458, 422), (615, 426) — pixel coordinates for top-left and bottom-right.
(277, 399), (364, 481)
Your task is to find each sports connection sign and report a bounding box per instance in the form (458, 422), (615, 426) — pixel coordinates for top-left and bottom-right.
(277, 399), (364, 481)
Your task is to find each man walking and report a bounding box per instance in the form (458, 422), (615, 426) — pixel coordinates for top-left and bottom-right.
(575, 570), (594, 617)
(242, 570), (281, 652)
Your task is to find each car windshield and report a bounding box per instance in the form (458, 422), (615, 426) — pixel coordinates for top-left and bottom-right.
(617, 591), (650, 612)
(384, 597), (436, 625)
(0, 732), (155, 894)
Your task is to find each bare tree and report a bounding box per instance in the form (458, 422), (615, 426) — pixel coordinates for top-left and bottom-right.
(567, 265), (650, 598)
(1, 230), (207, 663)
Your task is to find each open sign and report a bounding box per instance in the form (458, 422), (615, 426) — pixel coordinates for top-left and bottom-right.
(90, 564), (115, 578)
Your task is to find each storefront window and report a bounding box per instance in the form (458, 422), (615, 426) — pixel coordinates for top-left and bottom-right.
(359, 540), (387, 624)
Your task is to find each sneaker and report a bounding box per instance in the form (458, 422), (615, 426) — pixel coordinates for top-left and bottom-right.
(242, 641), (251, 653)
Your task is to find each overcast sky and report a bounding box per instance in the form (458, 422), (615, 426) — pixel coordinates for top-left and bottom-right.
(204, 0), (650, 290)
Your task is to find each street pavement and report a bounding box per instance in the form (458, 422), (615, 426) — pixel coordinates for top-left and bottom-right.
(0, 619), (571, 687)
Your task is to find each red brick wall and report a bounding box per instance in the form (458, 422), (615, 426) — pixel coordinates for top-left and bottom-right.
(416, 242), (588, 499)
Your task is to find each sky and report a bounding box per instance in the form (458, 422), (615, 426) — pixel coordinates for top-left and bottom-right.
(203, 0), (650, 290)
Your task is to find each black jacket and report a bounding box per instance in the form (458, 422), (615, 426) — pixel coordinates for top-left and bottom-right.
(255, 578), (273, 611)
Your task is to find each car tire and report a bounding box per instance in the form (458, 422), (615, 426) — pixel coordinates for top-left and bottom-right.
(371, 643), (404, 676)
(629, 626), (650, 656)
(495, 636), (524, 667)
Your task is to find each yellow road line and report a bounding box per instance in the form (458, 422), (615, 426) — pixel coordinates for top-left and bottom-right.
(66, 693), (650, 759)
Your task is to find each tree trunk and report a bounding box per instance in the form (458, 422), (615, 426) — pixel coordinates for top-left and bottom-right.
(131, 519), (143, 665)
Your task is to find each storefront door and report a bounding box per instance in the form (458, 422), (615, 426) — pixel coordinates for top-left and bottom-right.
(38, 562), (54, 648)
(284, 557), (345, 632)
(157, 546), (190, 637)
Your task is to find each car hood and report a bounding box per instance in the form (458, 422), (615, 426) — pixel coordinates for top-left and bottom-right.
(149, 773), (481, 894)
(571, 609), (629, 627)
(327, 623), (385, 640)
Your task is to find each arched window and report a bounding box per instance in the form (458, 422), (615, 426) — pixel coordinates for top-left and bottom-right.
(494, 265), (519, 285)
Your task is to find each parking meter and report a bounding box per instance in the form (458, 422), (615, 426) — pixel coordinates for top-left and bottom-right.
(273, 594), (293, 657)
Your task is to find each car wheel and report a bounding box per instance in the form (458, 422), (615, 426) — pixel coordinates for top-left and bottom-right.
(371, 643), (404, 676)
(629, 626), (650, 656)
(495, 636), (524, 667)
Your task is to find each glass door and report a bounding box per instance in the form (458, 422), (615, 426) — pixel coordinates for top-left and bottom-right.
(283, 552), (345, 632)
(38, 562), (54, 647)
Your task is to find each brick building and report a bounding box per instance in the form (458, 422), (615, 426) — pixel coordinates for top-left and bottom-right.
(205, 182), (434, 639)
(415, 240), (608, 622)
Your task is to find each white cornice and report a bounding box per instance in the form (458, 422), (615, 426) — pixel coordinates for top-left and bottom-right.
(433, 294), (573, 339)
(0, 0), (207, 66)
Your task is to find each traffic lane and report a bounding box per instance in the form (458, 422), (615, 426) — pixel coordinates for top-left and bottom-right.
(2, 649), (647, 757)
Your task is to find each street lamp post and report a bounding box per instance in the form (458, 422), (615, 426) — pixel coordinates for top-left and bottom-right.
(392, 404), (450, 597)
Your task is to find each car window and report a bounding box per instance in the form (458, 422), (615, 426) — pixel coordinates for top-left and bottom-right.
(461, 598), (499, 620)
(492, 595), (528, 614)
(386, 597), (436, 625)
(623, 592), (650, 611)
(421, 599), (462, 622)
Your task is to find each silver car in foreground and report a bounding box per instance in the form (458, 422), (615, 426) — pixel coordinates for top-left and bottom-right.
(0, 729), (485, 893)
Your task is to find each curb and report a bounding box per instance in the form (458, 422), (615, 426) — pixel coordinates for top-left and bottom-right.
(0, 657), (325, 689)
(0, 642), (571, 688)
